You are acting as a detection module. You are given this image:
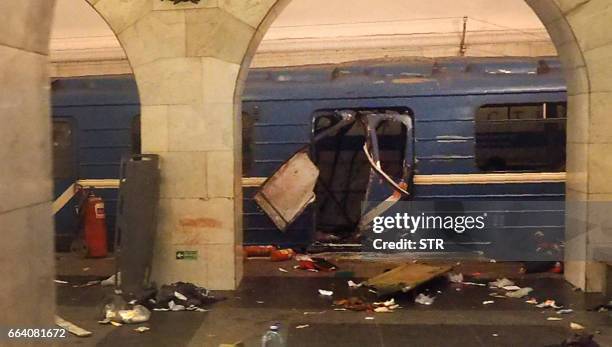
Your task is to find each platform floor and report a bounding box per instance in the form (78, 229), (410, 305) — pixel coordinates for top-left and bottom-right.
(55, 255), (611, 347)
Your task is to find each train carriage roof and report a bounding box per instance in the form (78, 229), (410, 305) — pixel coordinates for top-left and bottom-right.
(243, 57), (566, 101)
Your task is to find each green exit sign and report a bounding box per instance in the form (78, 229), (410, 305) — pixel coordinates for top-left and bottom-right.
(176, 250), (198, 260)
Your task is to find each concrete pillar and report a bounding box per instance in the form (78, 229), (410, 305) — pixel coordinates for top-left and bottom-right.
(559, 0), (612, 292)
(529, 0), (612, 291)
(0, 1), (56, 341)
(90, 0), (279, 289)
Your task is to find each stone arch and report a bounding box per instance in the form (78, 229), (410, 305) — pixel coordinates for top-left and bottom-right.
(237, 0), (609, 291)
(0, 0), (611, 329)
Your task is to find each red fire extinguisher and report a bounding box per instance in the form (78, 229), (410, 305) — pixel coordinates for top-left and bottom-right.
(81, 190), (108, 258)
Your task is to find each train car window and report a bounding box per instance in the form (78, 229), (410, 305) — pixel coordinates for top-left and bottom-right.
(131, 114), (141, 155)
(475, 102), (566, 172)
(52, 120), (76, 179)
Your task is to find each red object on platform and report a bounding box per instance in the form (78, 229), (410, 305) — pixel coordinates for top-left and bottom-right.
(270, 248), (295, 262)
(83, 192), (108, 258)
(244, 245), (277, 257)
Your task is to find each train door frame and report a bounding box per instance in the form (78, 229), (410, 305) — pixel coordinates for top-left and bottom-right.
(309, 109), (415, 244)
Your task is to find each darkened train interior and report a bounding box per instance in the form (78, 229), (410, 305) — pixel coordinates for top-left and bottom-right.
(475, 102), (566, 172)
(312, 109), (413, 242)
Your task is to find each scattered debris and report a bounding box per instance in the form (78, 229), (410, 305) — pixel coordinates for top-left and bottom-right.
(174, 291), (188, 301)
(502, 285), (522, 291)
(303, 311), (326, 315)
(537, 300), (563, 309)
(372, 298), (400, 312)
(82, 267), (90, 272)
(295, 325), (310, 329)
(374, 306), (393, 313)
(110, 321), (123, 327)
(505, 287), (533, 298)
(73, 280), (100, 288)
(448, 273), (464, 283)
(318, 289), (333, 297)
(492, 333), (499, 337)
(295, 255), (337, 272)
(570, 322), (585, 330)
(153, 282), (221, 311)
(489, 278), (514, 289)
(101, 273), (121, 287)
(557, 309), (574, 315)
(489, 293), (506, 299)
(365, 317), (375, 320)
(591, 301), (612, 312)
(483, 301), (495, 305)
(525, 298), (538, 305)
(546, 317), (563, 321)
(134, 326), (150, 333)
(334, 297), (369, 311)
(219, 342), (244, 347)
(521, 261), (562, 274)
(462, 282), (486, 287)
(373, 298), (397, 307)
(168, 300), (186, 312)
(278, 267), (289, 273)
(256, 301), (265, 304)
(54, 279), (69, 284)
(558, 332), (600, 347)
(415, 293), (435, 306)
(364, 263), (452, 296)
(348, 280), (362, 288)
(104, 303), (151, 324)
(55, 315), (92, 337)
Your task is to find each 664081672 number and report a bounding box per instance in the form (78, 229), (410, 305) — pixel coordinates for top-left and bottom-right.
(5, 328), (67, 339)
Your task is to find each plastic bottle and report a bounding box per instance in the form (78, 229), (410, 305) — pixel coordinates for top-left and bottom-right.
(261, 323), (285, 347)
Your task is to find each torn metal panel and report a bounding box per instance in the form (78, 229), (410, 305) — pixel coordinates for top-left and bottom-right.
(359, 112), (414, 230)
(364, 263), (452, 296)
(254, 151), (319, 231)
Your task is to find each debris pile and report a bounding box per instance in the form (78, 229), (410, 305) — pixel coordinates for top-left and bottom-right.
(414, 293), (435, 306)
(295, 255), (337, 272)
(332, 297), (400, 313)
(101, 304), (151, 325)
(150, 282), (221, 312)
(94, 281), (221, 331)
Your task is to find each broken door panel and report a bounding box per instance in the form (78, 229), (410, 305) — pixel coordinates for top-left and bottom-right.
(254, 151), (320, 231)
(360, 112), (414, 229)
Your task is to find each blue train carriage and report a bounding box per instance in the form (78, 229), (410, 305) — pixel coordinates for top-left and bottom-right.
(242, 57), (567, 255)
(50, 57), (566, 257)
(51, 76), (140, 251)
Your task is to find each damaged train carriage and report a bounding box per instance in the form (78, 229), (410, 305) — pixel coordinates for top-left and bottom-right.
(243, 57), (567, 255)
